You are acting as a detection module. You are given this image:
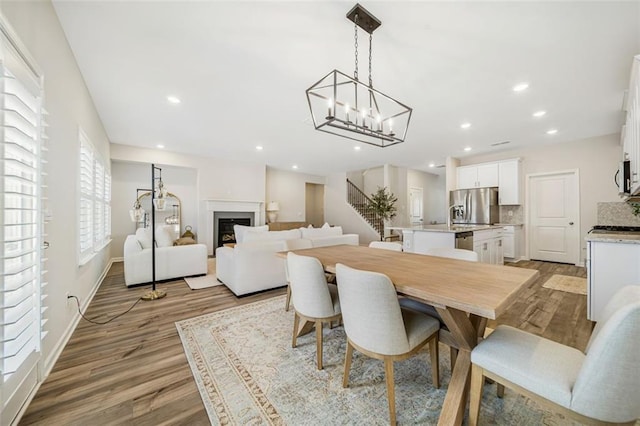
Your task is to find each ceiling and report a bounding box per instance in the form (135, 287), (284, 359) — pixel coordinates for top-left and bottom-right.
(52, 1), (640, 176)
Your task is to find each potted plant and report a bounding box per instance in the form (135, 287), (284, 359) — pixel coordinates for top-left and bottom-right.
(369, 186), (398, 240)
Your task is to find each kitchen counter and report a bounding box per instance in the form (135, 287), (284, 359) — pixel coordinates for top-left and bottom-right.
(388, 224), (503, 233)
(585, 232), (640, 244)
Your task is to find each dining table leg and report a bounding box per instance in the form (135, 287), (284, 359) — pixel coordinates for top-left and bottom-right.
(435, 307), (486, 426)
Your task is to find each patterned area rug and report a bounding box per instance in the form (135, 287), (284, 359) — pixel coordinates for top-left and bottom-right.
(542, 274), (587, 295)
(184, 258), (222, 290)
(176, 296), (583, 425)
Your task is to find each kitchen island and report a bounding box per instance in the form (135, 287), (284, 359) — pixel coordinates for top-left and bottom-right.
(390, 224), (504, 264)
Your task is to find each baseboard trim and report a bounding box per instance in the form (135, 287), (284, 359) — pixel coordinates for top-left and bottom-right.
(112, 257), (123, 262)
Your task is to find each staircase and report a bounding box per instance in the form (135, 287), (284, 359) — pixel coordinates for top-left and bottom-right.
(346, 179), (383, 237)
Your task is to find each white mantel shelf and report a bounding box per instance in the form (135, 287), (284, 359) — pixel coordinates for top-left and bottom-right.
(204, 199), (265, 255)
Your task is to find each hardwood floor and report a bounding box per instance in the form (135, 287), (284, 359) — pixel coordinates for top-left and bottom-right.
(19, 260), (592, 425)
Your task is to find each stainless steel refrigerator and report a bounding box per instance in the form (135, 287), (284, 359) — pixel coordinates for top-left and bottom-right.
(449, 187), (499, 225)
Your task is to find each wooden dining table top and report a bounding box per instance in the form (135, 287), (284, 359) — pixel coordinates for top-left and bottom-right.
(277, 244), (539, 320)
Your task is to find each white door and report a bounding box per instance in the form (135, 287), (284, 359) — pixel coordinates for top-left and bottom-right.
(528, 171), (580, 264)
(409, 187), (423, 225)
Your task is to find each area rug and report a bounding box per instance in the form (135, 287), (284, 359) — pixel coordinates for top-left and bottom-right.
(176, 296), (584, 425)
(184, 258), (222, 290)
(542, 274), (587, 295)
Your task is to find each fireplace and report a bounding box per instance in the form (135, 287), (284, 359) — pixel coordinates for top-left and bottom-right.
(217, 218), (250, 247)
(204, 200), (264, 256)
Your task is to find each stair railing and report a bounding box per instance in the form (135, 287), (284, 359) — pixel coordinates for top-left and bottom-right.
(346, 179), (384, 237)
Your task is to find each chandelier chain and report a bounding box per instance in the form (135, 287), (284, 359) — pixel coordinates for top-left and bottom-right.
(354, 14), (359, 80)
(368, 32), (373, 87)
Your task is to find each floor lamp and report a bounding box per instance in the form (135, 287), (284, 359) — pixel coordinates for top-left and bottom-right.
(129, 164), (168, 301)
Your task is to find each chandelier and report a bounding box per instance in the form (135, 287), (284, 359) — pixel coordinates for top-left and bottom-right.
(306, 3), (412, 148)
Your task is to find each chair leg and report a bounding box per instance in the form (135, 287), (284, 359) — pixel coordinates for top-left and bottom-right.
(316, 320), (323, 370)
(429, 337), (440, 389)
(450, 347), (458, 371)
(469, 364), (485, 426)
(285, 284), (291, 311)
(291, 312), (299, 348)
(343, 341), (353, 388)
(497, 383), (505, 398)
(384, 358), (396, 425)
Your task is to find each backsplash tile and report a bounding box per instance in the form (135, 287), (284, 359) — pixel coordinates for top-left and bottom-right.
(499, 205), (524, 224)
(597, 202), (640, 226)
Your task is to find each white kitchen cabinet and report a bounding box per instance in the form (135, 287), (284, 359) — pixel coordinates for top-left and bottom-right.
(587, 240), (640, 321)
(456, 163), (498, 189)
(498, 159), (521, 205)
(622, 55), (640, 196)
(502, 225), (523, 261)
(473, 228), (503, 265)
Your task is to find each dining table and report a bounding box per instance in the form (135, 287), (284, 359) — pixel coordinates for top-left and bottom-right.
(277, 244), (540, 426)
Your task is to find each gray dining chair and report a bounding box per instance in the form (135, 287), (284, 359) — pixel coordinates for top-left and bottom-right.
(287, 252), (341, 370)
(469, 285), (640, 425)
(336, 263), (440, 425)
(368, 241), (403, 251)
(399, 247), (479, 371)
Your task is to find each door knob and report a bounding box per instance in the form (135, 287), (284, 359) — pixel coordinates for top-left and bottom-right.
(569, 222), (574, 225)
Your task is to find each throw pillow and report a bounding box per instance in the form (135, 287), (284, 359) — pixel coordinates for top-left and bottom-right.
(156, 225), (175, 247)
(322, 222), (331, 229)
(135, 227), (152, 249)
(234, 224), (268, 243)
(244, 229), (301, 242)
(300, 226), (343, 239)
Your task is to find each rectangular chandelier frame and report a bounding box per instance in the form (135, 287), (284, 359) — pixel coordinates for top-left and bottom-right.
(306, 69), (412, 148)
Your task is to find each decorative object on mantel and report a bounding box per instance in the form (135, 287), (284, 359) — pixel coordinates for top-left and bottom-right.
(305, 3), (412, 148)
(266, 201), (280, 223)
(128, 164), (168, 301)
(368, 186), (397, 240)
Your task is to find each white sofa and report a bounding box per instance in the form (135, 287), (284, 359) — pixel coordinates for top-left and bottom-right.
(123, 226), (208, 287)
(215, 225), (359, 296)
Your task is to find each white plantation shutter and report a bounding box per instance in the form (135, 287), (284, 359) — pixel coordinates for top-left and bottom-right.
(78, 131), (93, 263)
(1, 19), (46, 425)
(78, 130), (110, 264)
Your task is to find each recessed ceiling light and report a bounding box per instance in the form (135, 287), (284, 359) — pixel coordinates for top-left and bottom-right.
(156, 144), (165, 149)
(512, 82), (529, 92)
(460, 122), (471, 129)
(428, 163), (435, 168)
(292, 165), (299, 169)
(255, 145), (263, 151)
(533, 110), (546, 118)
(167, 95), (181, 104)
(354, 146), (361, 151)
(464, 147), (472, 152)
(546, 129), (558, 135)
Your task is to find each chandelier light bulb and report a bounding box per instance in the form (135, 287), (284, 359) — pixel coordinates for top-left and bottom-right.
(327, 98), (333, 118)
(345, 103), (350, 122)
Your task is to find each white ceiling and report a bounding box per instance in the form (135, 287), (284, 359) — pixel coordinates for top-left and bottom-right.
(52, 1), (640, 176)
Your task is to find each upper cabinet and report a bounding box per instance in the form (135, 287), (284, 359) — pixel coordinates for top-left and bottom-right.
(622, 55), (640, 197)
(498, 159), (521, 204)
(457, 163), (498, 189)
(457, 158), (522, 205)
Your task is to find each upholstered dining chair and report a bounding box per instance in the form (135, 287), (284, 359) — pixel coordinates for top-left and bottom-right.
(284, 239), (313, 311)
(469, 285), (640, 426)
(287, 252), (341, 370)
(368, 241), (403, 251)
(335, 263), (440, 425)
(399, 247), (479, 370)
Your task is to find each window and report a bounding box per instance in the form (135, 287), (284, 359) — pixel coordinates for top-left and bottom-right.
(78, 129), (110, 265)
(1, 19), (46, 424)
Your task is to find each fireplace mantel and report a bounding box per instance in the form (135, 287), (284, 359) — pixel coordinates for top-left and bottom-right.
(204, 199), (264, 255)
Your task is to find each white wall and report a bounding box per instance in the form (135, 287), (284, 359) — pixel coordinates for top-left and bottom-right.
(407, 169), (446, 224)
(111, 162), (198, 258)
(110, 143), (266, 257)
(363, 166), (384, 196)
(0, 0), (112, 385)
(325, 173), (381, 244)
(459, 134), (621, 263)
(265, 167), (325, 222)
